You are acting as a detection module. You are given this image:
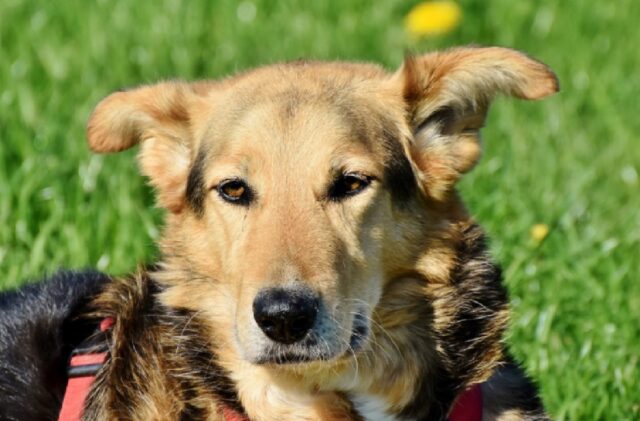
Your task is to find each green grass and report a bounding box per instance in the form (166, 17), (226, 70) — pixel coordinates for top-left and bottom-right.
(1, 0), (638, 418)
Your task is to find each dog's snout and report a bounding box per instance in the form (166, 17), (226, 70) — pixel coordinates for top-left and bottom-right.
(252, 287), (319, 345)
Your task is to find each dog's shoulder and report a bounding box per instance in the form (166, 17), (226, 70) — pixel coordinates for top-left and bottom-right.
(0, 270), (110, 421)
(85, 271), (242, 420)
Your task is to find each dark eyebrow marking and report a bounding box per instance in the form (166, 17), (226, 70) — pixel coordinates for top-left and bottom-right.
(380, 117), (416, 204)
(186, 148), (208, 217)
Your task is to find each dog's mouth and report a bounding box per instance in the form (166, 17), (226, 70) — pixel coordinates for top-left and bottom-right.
(255, 312), (370, 365)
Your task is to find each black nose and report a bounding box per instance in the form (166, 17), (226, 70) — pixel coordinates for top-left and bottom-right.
(252, 287), (319, 344)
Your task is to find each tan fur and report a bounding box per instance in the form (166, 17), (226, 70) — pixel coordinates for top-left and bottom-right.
(86, 47), (558, 420)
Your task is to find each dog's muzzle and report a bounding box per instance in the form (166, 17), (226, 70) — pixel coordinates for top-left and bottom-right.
(247, 285), (371, 365)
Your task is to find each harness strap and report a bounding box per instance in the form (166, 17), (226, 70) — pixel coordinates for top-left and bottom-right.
(58, 317), (114, 421)
(57, 353), (107, 421)
(448, 383), (483, 421)
(223, 406), (251, 421)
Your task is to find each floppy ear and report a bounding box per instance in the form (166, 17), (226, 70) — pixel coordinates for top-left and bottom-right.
(396, 47), (559, 200)
(87, 82), (211, 213)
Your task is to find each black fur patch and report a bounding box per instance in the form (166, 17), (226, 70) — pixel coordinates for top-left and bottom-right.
(0, 271), (110, 421)
(186, 148), (208, 216)
(380, 121), (416, 204)
(483, 358), (548, 418)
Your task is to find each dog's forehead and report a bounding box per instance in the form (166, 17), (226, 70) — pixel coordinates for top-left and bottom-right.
(188, 62), (416, 201)
(197, 64), (398, 159)
(228, 60), (390, 93)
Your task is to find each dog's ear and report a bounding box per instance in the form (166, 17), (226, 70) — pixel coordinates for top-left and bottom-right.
(395, 47), (559, 199)
(87, 82), (212, 212)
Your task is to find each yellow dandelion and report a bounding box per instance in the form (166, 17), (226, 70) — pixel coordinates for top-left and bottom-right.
(405, 1), (462, 37)
(530, 224), (550, 243)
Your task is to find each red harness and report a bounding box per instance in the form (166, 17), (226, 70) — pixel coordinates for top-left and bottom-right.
(58, 318), (483, 421)
(57, 317), (114, 421)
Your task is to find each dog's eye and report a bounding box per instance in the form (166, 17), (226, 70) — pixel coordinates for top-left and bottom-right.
(217, 179), (252, 205)
(329, 173), (372, 200)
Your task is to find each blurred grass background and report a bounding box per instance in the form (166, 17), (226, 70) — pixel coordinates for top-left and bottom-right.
(0, 0), (638, 418)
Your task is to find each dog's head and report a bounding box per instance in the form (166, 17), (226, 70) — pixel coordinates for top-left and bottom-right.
(87, 47), (557, 367)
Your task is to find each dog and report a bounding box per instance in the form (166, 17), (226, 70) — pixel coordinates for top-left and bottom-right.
(0, 46), (558, 421)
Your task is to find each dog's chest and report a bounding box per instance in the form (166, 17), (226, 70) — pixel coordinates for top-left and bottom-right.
(349, 393), (402, 421)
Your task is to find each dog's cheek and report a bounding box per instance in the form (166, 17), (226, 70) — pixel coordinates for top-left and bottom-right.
(332, 193), (388, 319)
(201, 208), (258, 353)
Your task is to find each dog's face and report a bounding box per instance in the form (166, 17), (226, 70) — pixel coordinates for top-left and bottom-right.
(172, 70), (408, 364)
(87, 48), (557, 367)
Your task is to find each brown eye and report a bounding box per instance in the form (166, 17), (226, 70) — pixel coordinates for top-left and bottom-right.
(329, 173), (372, 201)
(217, 179), (252, 205)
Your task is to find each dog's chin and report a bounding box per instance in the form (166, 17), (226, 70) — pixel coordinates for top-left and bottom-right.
(254, 348), (334, 366)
